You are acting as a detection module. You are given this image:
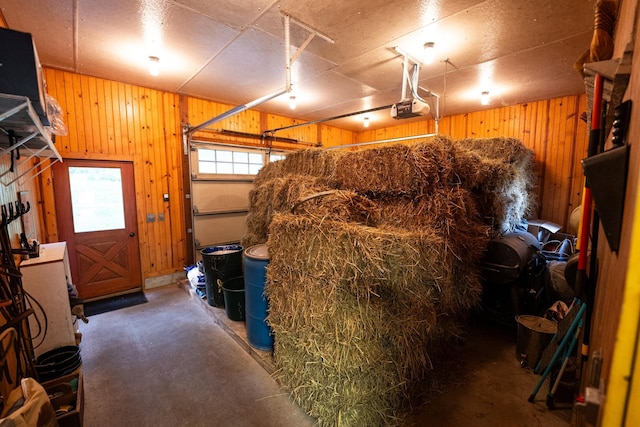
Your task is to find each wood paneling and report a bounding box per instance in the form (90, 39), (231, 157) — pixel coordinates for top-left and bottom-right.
(590, 1), (640, 424)
(28, 75), (355, 283)
(6, 68), (590, 286)
(264, 114), (318, 145)
(319, 124), (356, 148)
(42, 68), (186, 281)
(355, 95), (590, 230)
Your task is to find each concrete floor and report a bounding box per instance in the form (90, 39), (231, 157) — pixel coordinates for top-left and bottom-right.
(79, 283), (573, 426)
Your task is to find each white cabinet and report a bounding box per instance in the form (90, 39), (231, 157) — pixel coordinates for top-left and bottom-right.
(20, 242), (76, 357)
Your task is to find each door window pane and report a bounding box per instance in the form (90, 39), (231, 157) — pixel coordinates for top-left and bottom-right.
(69, 167), (125, 233)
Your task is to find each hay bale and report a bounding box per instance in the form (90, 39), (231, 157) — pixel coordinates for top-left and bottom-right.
(377, 187), (489, 261)
(240, 231), (265, 248)
(245, 175), (332, 243)
(258, 148), (343, 184)
(450, 137), (537, 231)
(377, 187), (490, 312)
(454, 137), (534, 166)
(266, 213), (476, 426)
(253, 157), (286, 187)
(267, 214), (452, 306)
(333, 139), (458, 197)
(241, 136), (537, 425)
(292, 190), (381, 227)
(245, 175), (380, 243)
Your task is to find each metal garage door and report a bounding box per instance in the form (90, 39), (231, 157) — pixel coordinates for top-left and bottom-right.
(189, 141), (285, 259)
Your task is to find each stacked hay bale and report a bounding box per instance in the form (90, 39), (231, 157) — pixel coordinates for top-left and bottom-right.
(267, 216), (445, 426)
(242, 149), (344, 248)
(243, 136), (535, 426)
(450, 137), (536, 232)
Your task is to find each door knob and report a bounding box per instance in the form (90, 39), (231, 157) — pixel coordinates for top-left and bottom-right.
(129, 232), (135, 237)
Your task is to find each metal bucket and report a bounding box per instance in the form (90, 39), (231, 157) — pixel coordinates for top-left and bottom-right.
(515, 315), (557, 368)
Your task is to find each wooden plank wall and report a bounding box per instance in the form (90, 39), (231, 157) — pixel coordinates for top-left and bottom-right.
(3, 68), (588, 285)
(357, 95), (590, 230)
(584, 1), (640, 423)
(41, 68), (186, 281)
(27, 74), (356, 284)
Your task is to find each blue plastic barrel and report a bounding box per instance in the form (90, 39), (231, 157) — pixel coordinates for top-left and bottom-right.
(243, 244), (273, 351)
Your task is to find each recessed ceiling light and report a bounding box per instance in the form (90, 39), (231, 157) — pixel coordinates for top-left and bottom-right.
(148, 56), (160, 76)
(481, 91), (490, 105)
(423, 42), (435, 64)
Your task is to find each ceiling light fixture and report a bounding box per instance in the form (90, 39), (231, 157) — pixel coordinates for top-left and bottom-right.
(363, 116), (370, 128)
(148, 56), (160, 76)
(423, 42), (435, 64)
(481, 91), (490, 105)
(289, 95), (297, 110)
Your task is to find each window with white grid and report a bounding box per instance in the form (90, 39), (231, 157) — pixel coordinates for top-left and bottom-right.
(196, 147), (289, 176)
(197, 148), (264, 175)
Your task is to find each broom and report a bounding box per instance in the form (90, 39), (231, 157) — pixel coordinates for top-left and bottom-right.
(574, 0), (618, 77)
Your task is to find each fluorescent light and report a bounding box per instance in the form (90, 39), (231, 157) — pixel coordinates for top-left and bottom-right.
(148, 56), (160, 76)
(481, 91), (490, 106)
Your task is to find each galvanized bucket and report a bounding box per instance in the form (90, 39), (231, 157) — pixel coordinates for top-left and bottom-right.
(515, 315), (557, 368)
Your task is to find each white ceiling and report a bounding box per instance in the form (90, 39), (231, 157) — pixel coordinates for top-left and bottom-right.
(1, 0), (595, 131)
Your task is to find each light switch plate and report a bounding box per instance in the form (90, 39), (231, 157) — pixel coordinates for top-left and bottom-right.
(146, 214), (155, 223)
(158, 213), (165, 221)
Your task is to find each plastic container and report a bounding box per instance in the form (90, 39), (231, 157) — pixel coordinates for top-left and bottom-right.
(243, 244), (273, 351)
(222, 276), (245, 321)
(200, 245), (243, 307)
(35, 345), (82, 382)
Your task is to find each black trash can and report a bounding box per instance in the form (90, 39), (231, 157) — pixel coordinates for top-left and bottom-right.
(200, 245), (243, 307)
(222, 276), (245, 321)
